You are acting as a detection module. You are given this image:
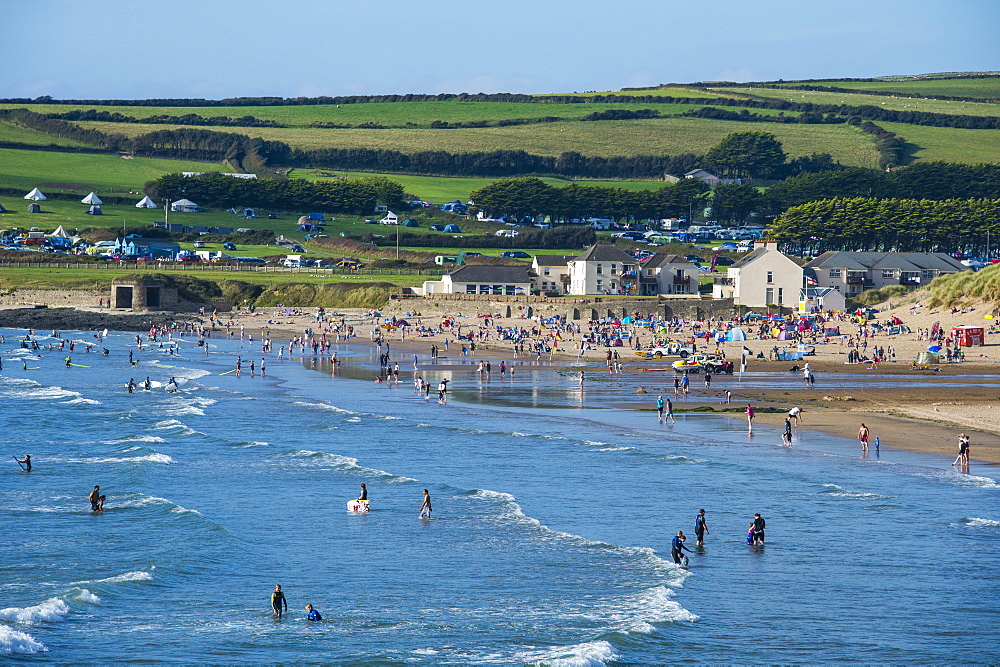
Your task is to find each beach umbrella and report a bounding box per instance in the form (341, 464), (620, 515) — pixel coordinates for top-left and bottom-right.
(928, 345), (942, 353)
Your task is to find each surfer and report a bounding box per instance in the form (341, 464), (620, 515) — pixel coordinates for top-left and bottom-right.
(419, 489), (432, 518)
(166, 377), (179, 393)
(65, 356), (72, 368)
(304, 604), (322, 621)
(271, 584), (288, 618)
(671, 531), (692, 565)
(127, 378), (136, 393)
(16, 454), (31, 472)
(694, 509), (709, 545)
(358, 484), (368, 501)
(89, 485), (101, 511)
(143, 377), (152, 391)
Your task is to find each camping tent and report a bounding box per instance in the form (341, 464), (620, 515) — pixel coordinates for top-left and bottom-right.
(135, 196), (157, 209)
(27, 203), (41, 213)
(170, 199), (201, 212)
(24, 188), (46, 201)
(725, 327), (747, 341)
(401, 219), (420, 227)
(87, 205), (103, 215)
(443, 224), (461, 233)
(0, 203), (7, 213)
(48, 225), (71, 238)
(81, 192), (103, 205)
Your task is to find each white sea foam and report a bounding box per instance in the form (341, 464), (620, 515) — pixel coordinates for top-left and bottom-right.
(521, 640), (619, 666)
(603, 585), (699, 634)
(63, 397), (101, 405)
(77, 569), (154, 585)
(0, 626), (47, 654)
(819, 484), (893, 500)
(149, 419), (198, 435)
(79, 453), (174, 465)
(960, 517), (1000, 528)
(0, 597), (69, 625)
(233, 441), (269, 448)
(287, 450), (416, 482)
(69, 589), (101, 604)
(105, 436), (166, 445)
(293, 401), (356, 415)
(345, 416), (362, 423)
(12, 385), (82, 401)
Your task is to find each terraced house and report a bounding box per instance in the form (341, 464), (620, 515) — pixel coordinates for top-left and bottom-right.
(567, 245), (638, 296)
(805, 252), (968, 298)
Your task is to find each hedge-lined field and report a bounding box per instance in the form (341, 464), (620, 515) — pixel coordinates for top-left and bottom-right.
(711, 87), (1000, 116)
(771, 77), (1000, 100)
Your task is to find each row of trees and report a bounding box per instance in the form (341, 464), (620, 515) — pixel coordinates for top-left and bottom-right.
(469, 177), (711, 220)
(47, 109), (284, 127)
(146, 173), (405, 213)
(351, 225), (597, 250)
(771, 197), (1000, 254)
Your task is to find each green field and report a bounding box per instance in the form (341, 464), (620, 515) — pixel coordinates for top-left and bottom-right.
(0, 120), (87, 146)
(771, 77), (1000, 100)
(877, 122), (1000, 163)
(75, 116), (877, 166)
(1, 100), (713, 129)
(296, 170), (669, 203)
(712, 87), (1000, 117)
(0, 148), (230, 193)
(536, 87), (722, 98)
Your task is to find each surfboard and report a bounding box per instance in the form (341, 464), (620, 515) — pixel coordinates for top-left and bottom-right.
(347, 499), (370, 513)
(219, 369), (238, 376)
(69, 364), (90, 368)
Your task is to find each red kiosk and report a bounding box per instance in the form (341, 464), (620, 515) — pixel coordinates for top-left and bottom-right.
(951, 326), (985, 347)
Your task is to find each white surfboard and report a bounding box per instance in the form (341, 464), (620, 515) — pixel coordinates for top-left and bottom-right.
(347, 499), (370, 513)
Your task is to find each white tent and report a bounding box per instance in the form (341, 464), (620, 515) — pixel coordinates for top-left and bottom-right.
(171, 198), (201, 212)
(48, 225), (71, 238)
(24, 188), (47, 201)
(135, 196), (157, 209)
(81, 192), (103, 205)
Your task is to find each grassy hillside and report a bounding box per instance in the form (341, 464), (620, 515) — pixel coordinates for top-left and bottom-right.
(0, 148), (230, 193)
(771, 77), (1000, 100)
(0, 120), (88, 146)
(74, 115), (878, 166)
(876, 122), (1000, 163)
(294, 170), (669, 202)
(711, 87), (1000, 116)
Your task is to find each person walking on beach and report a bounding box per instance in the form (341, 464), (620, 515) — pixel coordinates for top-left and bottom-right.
(656, 395), (665, 423)
(694, 509), (709, 546)
(271, 584), (288, 618)
(419, 489), (432, 518)
(858, 423), (870, 454)
(704, 373), (712, 390)
(752, 513), (766, 545)
(671, 531), (692, 565)
(681, 374), (690, 395)
(746, 404), (755, 434)
(664, 397), (675, 424)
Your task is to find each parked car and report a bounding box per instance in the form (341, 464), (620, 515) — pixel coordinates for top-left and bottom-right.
(463, 252), (484, 257)
(685, 254), (703, 263)
(714, 256), (735, 266)
(672, 354), (734, 374)
(223, 242), (237, 251)
(193, 241), (206, 248)
(267, 213), (277, 219)
(429, 224), (445, 232)
(500, 251), (531, 259)
(634, 341), (697, 359)
(177, 255), (202, 263)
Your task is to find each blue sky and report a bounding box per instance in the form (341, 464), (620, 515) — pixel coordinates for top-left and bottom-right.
(2, 0), (997, 99)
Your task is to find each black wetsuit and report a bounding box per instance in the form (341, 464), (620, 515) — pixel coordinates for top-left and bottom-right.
(753, 516), (766, 543)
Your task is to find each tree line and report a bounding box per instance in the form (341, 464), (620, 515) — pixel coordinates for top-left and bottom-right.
(350, 225), (597, 250)
(46, 109), (285, 128)
(145, 172), (405, 214)
(771, 197), (1000, 254)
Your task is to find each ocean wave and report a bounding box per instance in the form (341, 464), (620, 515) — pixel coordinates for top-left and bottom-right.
(149, 419), (198, 435)
(232, 441), (269, 448)
(0, 597), (69, 625)
(959, 517), (1000, 528)
(105, 435), (167, 445)
(293, 401), (356, 415)
(286, 450), (417, 483)
(6, 385), (82, 401)
(819, 484), (894, 500)
(467, 489), (685, 578)
(67, 451), (174, 465)
(74, 569), (154, 586)
(947, 473), (1000, 489)
(63, 397), (101, 405)
(125, 495), (198, 514)
(0, 626), (47, 654)
(604, 585), (699, 634)
(67, 589), (101, 604)
(521, 640), (619, 667)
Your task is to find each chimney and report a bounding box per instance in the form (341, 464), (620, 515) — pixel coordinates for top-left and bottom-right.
(754, 240), (778, 251)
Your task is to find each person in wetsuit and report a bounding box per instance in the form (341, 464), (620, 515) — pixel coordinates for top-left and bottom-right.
(271, 584), (288, 617)
(671, 531), (692, 565)
(16, 454), (31, 471)
(358, 484), (367, 501)
(694, 509), (709, 546)
(752, 513), (766, 544)
(305, 604), (322, 621)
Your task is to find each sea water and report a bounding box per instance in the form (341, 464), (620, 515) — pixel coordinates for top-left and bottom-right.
(1, 328), (999, 664)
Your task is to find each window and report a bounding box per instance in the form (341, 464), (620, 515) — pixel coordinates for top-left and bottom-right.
(596, 264), (603, 275)
(646, 269), (653, 276)
(922, 270), (934, 279)
(766, 271), (773, 284)
(778, 287), (784, 304)
(465, 285), (476, 294)
(479, 284), (491, 294)
(881, 269), (895, 278)
(611, 263), (618, 275)
(829, 269), (842, 278)
(596, 280), (603, 290)
(543, 268), (551, 276)
(765, 288), (774, 304)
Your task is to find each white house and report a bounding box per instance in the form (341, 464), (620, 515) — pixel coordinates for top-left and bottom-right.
(567, 244), (638, 295)
(799, 287), (847, 313)
(713, 241), (803, 308)
(532, 255), (574, 294)
(638, 254), (701, 296)
(684, 169), (739, 186)
(380, 211), (399, 225)
(422, 265), (532, 296)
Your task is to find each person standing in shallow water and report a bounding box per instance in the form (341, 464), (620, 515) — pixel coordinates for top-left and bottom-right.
(271, 584), (288, 618)
(419, 489), (432, 518)
(694, 509), (709, 546)
(746, 404), (755, 434)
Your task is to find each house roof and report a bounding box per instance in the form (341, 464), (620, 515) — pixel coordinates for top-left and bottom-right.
(729, 247), (768, 268)
(533, 255), (573, 266)
(684, 169), (717, 178)
(126, 238), (179, 248)
(643, 254), (697, 269)
(805, 252), (967, 273)
(171, 199), (198, 207)
(802, 287), (842, 298)
(572, 244), (635, 263)
(447, 265), (532, 283)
